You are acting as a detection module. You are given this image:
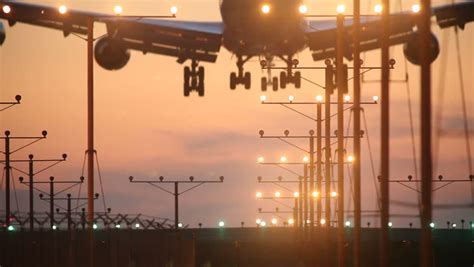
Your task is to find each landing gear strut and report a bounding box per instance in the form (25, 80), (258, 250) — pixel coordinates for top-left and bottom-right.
(230, 55), (252, 90)
(184, 60), (205, 97)
(259, 55), (301, 91)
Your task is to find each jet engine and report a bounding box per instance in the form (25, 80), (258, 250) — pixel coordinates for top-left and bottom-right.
(0, 22), (6, 45)
(94, 37), (130, 70)
(403, 31), (440, 65)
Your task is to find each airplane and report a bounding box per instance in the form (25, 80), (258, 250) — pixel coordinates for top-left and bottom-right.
(0, 0), (473, 96)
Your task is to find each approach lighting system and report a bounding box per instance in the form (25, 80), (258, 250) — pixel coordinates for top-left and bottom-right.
(114, 5), (123, 15)
(58, 5), (67, 14)
(2, 5), (11, 14)
(374, 4), (383, 14)
(336, 4), (346, 14)
(411, 4), (421, 13)
(170, 6), (178, 15)
(261, 4), (271, 14)
(298, 4), (308, 14)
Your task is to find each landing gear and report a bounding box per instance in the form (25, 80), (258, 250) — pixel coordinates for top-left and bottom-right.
(184, 60), (205, 97)
(229, 55), (252, 90)
(259, 55), (302, 91)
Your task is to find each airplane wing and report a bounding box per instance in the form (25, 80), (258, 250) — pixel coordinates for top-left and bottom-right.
(305, 2), (474, 62)
(0, 1), (223, 65)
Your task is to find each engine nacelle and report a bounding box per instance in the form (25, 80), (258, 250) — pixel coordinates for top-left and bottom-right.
(0, 22), (6, 45)
(403, 31), (440, 65)
(94, 37), (130, 70)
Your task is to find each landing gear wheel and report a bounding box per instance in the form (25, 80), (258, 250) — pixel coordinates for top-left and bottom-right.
(230, 72), (237, 90)
(184, 67), (191, 96)
(261, 77), (267, 91)
(294, 71), (301, 88)
(244, 72), (251, 89)
(272, 77), (278, 91)
(280, 72), (287, 89)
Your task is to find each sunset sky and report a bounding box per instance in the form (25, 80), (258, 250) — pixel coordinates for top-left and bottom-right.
(0, 0), (473, 228)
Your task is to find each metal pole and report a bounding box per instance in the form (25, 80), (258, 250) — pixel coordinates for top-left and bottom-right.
(353, 0), (362, 266)
(67, 194), (72, 231)
(316, 104), (322, 227)
(5, 131), (10, 228)
(336, 14), (346, 267)
(303, 163), (308, 230)
(420, 0), (433, 266)
(29, 155), (34, 231)
(87, 16), (95, 267)
(298, 177), (303, 229)
(174, 182), (179, 229)
(380, 0), (390, 266)
(309, 138), (315, 234)
(49, 176), (54, 229)
(294, 198), (299, 230)
(324, 63), (333, 265)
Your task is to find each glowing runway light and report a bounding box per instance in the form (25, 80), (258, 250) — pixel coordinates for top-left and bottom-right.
(218, 221), (225, 227)
(257, 156), (264, 163)
(345, 220), (351, 227)
(58, 5), (68, 14)
(256, 192), (263, 198)
(260, 95), (267, 102)
(374, 4), (383, 14)
(114, 5), (123, 15)
(93, 224), (98, 229)
(271, 218), (278, 225)
(316, 95), (323, 102)
(280, 156), (287, 163)
(320, 218), (326, 225)
(293, 192), (300, 198)
(336, 4), (346, 14)
(372, 95), (379, 102)
(344, 95), (351, 102)
(299, 4), (308, 14)
(288, 218), (294, 225)
(411, 4), (421, 13)
(261, 4), (271, 14)
(274, 191), (281, 198)
(170, 6), (178, 15)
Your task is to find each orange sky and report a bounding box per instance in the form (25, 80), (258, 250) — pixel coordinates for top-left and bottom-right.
(0, 0), (473, 228)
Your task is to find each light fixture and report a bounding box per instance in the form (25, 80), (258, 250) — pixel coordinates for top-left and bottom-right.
(115, 224), (121, 229)
(271, 218), (278, 225)
(260, 221), (267, 227)
(256, 192), (263, 198)
(316, 95), (323, 102)
(331, 191), (338, 198)
(7, 225), (15, 231)
(372, 95), (379, 102)
(347, 155), (355, 162)
(256, 218), (262, 225)
(261, 4), (271, 14)
(177, 222), (183, 228)
(170, 6), (178, 15)
(135, 223), (140, 228)
(345, 220), (351, 227)
(312, 191), (319, 198)
(280, 156), (287, 163)
(298, 4), (308, 14)
(288, 95), (295, 102)
(411, 4), (421, 13)
(58, 5), (68, 14)
(320, 218), (326, 225)
(288, 218), (295, 225)
(274, 191), (281, 198)
(218, 221), (225, 227)
(344, 95), (351, 102)
(388, 222), (393, 227)
(374, 4), (383, 14)
(260, 95), (267, 102)
(2, 5), (11, 14)
(452, 223), (457, 228)
(293, 192), (300, 198)
(429, 222), (435, 228)
(303, 156), (309, 163)
(113, 5), (123, 15)
(258, 156), (264, 163)
(336, 4), (346, 14)
(93, 224), (98, 229)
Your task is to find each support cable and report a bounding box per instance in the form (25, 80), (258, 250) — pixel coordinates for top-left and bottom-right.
(94, 151), (107, 212)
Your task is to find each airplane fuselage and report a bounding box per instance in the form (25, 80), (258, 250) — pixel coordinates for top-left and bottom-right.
(219, 0), (307, 57)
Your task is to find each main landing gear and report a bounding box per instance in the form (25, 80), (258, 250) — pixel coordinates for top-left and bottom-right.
(230, 55), (252, 90)
(183, 60), (204, 97)
(260, 55), (302, 91)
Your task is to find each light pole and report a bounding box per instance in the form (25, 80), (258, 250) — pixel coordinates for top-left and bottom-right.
(129, 175), (223, 229)
(4, 153), (67, 231)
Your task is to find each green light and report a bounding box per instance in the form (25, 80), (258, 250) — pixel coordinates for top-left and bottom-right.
(218, 221), (225, 228)
(7, 225), (15, 231)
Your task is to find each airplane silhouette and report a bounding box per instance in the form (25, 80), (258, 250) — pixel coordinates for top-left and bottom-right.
(1, 0), (473, 96)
